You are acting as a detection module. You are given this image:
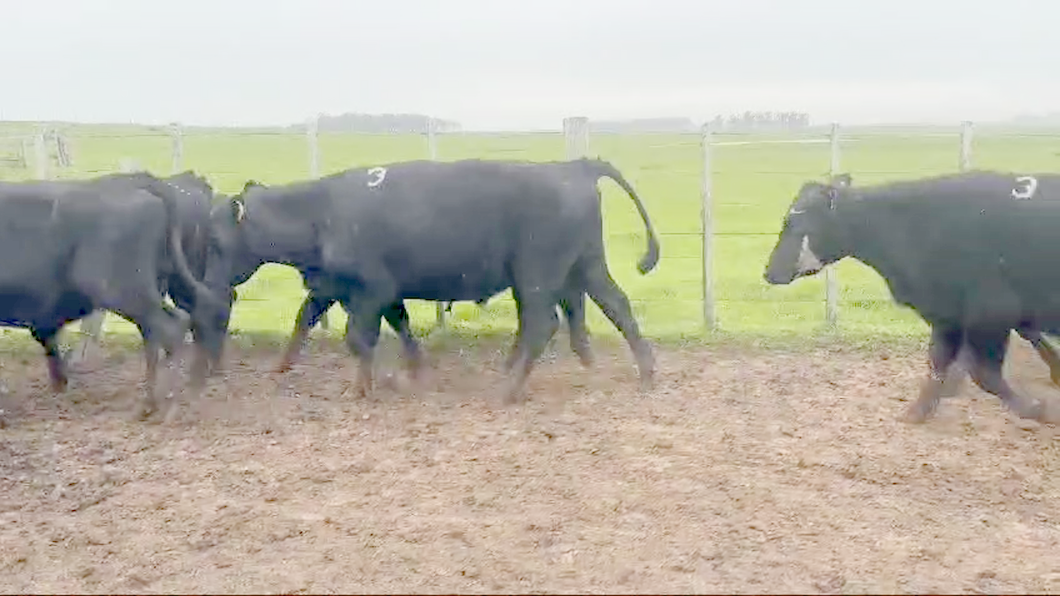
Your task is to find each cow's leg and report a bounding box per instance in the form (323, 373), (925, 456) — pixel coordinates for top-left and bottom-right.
(965, 328), (1042, 420)
(503, 286), (527, 373)
(380, 301), (423, 379)
(503, 333), (525, 372)
(277, 292), (337, 373)
(31, 326), (67, 393)
(141, 333), (162, 415)
(503, 287), (561, 404)
(1016, 327), (1060, 386)
(500, 291), (558, 373)
(905, 325), (963, 423)
(580, 258), (654, 391)
(99, 295), (189, 422)
(123, 309), (187, 421)
(166, 276), (214, 385)
(343, 303), (384, 398)
(559, 286), (593, 368)
(939, 343), (972, 398)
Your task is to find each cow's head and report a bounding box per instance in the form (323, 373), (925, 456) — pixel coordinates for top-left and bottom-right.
(199, 185), (268, 365)
(764, 174), (852, 285)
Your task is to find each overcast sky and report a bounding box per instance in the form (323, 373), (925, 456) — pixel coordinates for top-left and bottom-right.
(2, 0), (1056, 129)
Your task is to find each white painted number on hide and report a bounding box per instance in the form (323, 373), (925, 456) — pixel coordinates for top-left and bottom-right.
(366, 167), (387, 188)
(1012, 175), (1039, 200)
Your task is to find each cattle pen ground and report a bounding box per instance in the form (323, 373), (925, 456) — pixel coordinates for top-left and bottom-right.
(1, 125), (1060, 593)
(4, 332), (1060, 593)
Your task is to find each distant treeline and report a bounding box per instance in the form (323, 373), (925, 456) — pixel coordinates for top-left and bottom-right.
(588, 112), (813, 133)
(708, 111), (812, 131)
(290, 113), (462, 134)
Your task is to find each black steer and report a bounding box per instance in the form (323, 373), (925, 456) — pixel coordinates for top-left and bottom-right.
(0, 172), (220, 420)
(249, 164), (599, 375)
(764, 171), (1060, 423)
(223, 181), (519, 374)
(202, 158), (659, 402)
(73, 171), (217, 376)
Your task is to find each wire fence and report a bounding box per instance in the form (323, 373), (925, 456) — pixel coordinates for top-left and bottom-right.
(2, 117), (1059, 341)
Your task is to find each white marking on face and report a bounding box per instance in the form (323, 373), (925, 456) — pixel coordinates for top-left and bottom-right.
(789, 208), (806, 215)
(796, 235), (823, 274)
(234, 201), (246, 223)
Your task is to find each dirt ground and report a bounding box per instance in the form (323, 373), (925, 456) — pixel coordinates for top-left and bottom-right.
(2, 333), (1060, 594)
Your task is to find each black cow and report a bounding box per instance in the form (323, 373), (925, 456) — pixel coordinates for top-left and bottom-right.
(201, 158), (659, 402)
(239, 183), (594, 376)
(0, 172), (220, 420)
(73, 171), (217, 371)
(218, 181), (508, 374)
(763, 171), (1060, 423)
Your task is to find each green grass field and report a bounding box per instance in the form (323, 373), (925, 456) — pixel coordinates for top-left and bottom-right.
(1, 123), (1058, 351)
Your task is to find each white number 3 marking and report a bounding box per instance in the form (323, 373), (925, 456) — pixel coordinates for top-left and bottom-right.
(366, 167), (387, 188)
(1012, 175), (1038, 200)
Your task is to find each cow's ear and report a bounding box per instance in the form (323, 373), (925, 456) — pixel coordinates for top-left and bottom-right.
(231, 197), (247, 223)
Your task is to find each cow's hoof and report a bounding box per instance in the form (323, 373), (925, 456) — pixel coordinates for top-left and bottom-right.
(352, 380), (372, 399)
(162, 403), (180, 426)
(137, 404), (156, 421)
(638, 374), (655, 393)
(1035, 399), (1060, 425)
(403, 358), (424, 381)
(1010, 397), (1043, 422)
(50, 380), (68, 394)
(903, 397), (938, 424)
(574, 349), (594, 368)
(502, 385), (528, 406)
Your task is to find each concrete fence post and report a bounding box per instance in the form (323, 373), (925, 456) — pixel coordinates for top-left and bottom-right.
(700, 124), (716, 330)
(824, 122), (841, 327)
(306, 114), (330, 331)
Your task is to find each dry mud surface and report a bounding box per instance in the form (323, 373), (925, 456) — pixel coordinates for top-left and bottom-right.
(3, 334), (1060, 594)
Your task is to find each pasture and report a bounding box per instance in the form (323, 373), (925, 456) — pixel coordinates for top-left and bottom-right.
(2, 124), (1060, 593)
(4, 124), (1059, 343)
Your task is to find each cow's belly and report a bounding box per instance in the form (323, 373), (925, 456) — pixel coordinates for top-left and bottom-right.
(387, 252), (511, 302)
(398, 273), (510, 303)
(0, 289), (92, 329)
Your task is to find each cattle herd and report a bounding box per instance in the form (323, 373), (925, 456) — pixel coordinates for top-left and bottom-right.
(1, 158), (1059, 427)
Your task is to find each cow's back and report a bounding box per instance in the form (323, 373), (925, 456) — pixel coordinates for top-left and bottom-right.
(851, 171), (1060, 324)
(319, 159), (592, 300)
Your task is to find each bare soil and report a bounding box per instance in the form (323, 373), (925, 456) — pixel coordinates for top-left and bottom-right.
(2, 334), (1060, 594)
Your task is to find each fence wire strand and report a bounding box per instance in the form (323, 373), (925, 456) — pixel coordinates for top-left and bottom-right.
(2, 118), (1056, 335)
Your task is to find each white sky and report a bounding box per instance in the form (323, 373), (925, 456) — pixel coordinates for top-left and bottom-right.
(2, 0), (1057, 129)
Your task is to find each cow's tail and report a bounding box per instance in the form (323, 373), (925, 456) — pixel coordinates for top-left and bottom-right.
(139, 175), (225, 309)
(582, 159), (660, 274)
